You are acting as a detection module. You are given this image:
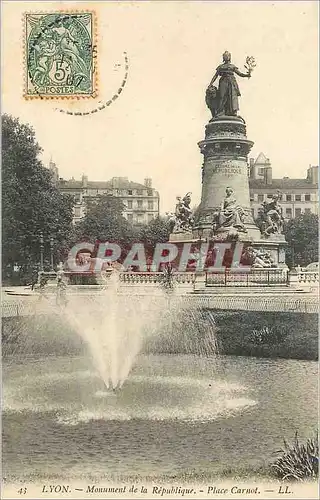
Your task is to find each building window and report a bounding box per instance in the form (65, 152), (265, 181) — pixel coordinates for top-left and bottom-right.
(286, 194), (292, 202)
(74, 194), (81, 203)
(127, 200), (132, 209)
(295, 208), (302, 217)
(257, 194), (264, 202)
(148, 201), (153, 210)
(137, 200), (143, 208)
(74, 207), (81, 218)
(258, 168), (264, 175)
(147, 189), (153, 196)
(251, 208), (255, 218)
(127, 214), (133, 222)
(137, 189), (143, 195)
(305, 208), (311, 214)
(136, 213), (143, 224)
(128, 190), (133, 195)
(147, 214), (154, 222)
(295, 194), (301, 201)
(285, 208), (292, 217)
(305, 194), (311, 201)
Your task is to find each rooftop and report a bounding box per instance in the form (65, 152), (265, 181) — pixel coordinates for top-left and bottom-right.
(249, 178), (318, 189)
(254, 152), (270, 165)
(59, 177), (155, 191)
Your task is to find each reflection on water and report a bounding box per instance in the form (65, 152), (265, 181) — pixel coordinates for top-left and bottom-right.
(2, 354), (318, 480)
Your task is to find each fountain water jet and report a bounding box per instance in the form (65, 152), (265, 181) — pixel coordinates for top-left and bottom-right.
(59, 270), (171, 390)
(16, 268), (219, 390)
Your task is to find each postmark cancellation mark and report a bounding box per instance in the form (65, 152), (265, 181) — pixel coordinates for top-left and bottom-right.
(24, 12), (97, 98)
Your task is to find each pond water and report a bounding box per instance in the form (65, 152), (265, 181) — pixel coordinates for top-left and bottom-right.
(2, 353), (318, 481)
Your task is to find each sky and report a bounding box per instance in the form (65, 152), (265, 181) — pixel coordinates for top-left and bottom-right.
(2, 0), (319, 213)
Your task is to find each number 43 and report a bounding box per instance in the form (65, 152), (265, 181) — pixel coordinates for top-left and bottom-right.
(18, 487), (27, 495)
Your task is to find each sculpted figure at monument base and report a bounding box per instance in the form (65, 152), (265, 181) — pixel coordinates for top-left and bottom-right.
(245, 247), (276, 268)
(169, 192), (194, 234)
(258, 192), (284, 237)
(212, 187), (247, 235)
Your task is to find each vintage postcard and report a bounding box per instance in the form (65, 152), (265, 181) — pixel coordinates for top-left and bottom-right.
(1, 1), (319, 500)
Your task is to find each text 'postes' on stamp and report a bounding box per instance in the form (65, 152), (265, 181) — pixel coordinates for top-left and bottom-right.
(24, 12), (97, 99)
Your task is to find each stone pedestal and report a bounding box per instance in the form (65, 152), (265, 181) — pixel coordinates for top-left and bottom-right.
(194, 115), (261, 242)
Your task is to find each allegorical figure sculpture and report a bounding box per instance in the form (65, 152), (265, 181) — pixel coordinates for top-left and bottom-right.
(213, 187), (247, 233)
(258, 192), (284, 236)
(205, 85), (219, 119)
(169, 192), (194, 233)
(245, 247), (275, 268)
(206, 52), (256, 118)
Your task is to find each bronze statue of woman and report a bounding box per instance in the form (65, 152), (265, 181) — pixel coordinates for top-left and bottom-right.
(209, 51), (251, 116)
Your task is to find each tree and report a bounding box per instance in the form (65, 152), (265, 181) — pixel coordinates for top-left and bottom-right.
(284, 213), (319, 268)
(2, 114), (74, 284)
(73, 210), (171, 266)
(138, 216), (171, 255)
(73, 194), (137, 254)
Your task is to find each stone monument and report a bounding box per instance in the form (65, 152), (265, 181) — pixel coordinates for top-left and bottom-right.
(169, 50), (287, 267)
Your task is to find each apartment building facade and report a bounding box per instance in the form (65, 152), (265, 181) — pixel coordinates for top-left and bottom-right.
(249, 153), (319, 220)
(50, 163), (160, 225)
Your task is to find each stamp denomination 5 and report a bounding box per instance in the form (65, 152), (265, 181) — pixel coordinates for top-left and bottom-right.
(24, 12), (97, 99)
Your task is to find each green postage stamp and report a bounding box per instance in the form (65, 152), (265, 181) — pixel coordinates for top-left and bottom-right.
(24, 12), (96, 98)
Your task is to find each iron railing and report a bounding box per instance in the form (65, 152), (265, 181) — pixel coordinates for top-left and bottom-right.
(2, 293), (319, 317)
(205, 268), (288, 287)
(187, 294), (319, 314)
